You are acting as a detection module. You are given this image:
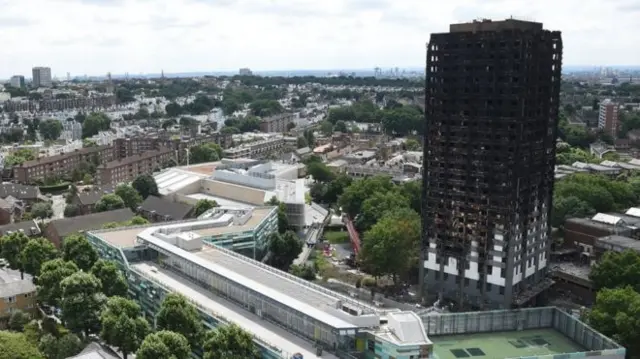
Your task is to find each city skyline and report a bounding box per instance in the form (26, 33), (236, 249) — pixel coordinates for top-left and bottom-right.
(1, 0), (639, 79)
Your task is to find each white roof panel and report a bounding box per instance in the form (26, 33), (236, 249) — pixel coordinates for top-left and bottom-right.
(592, 213), (623, 225)
(626, 207), (640, 218)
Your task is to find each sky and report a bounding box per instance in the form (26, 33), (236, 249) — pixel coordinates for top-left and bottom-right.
(0, 0), (638, 78)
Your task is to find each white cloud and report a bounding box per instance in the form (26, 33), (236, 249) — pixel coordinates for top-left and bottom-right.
(0, 0), (636, 78)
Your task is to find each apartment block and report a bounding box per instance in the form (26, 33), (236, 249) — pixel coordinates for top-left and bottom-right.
(223, 136), (285, 159)
(259, 113), (294, 133)
(97, 148), (173, 185)
(32, 67), (52, 88)
(9, 75), (25, 88)
(423, 19), (562, 309)
(598, 99), (619, 138)
(113, 133), (233, 162)
(14, 146), (114, 184)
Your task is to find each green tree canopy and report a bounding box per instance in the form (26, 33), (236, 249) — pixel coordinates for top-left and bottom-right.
(31, 202), (54, 219)
(338, 175), (394, 218)
(189, 143), (223, 164)
(307, 162), (335, 183)
(266, 197), (289, 233)
(360, 208), (421, 283)
(95, 193), (126, 212)
(39, 119), (63, 140)
(38, 333), (83, 359)
(60, 271), (105, 337)
(587, 286), (640, 358)
(82, 112), (111, 138)
(62, 234), (99, 271)
(20, 237), (58, 277)
(136, 331), (191, 359)
(115, 184), (143, 211)
(0, 231), (30, 277)
(0, 331), (44, 359)
(100, 296), (151, 359)
(267, 231), (302, 271)
(156, 293), (204, 350)
(8, 310), (31, 332)
(38, 259), (79, 307)
(356, 190), (409, 232)
(132, 174), (159, 199)
(249, 99), (283, 117)
(590, 250), (640, 292)
(194, 199), (218, 217)
(91, 259), (129, 297)
(203, 324), (259, 359)
(551, 195), (595, 228)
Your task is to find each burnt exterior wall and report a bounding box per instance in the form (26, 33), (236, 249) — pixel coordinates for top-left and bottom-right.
(421, 19), (562, 309)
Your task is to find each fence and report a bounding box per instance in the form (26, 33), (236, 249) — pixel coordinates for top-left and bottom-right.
(422, 307), (626, 359)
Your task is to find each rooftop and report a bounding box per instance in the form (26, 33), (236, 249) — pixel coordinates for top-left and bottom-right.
(155, 168), (205, 196)
(50, 208), (135, 238)
(100, 147), (172, 169)
(95, 207), (275, 248)
(0, 268), (36, 297)
(131, 262), (334, 359)
(432, 329), (582, 359)
(19, 145), (109, 167)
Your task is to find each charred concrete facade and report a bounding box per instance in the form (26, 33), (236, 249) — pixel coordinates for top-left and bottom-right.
(421, 19), (562, 309)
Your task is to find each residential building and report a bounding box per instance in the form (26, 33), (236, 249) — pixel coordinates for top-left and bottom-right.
(0, 220), (41, 237)
(61, 121), (83, 141)
(239, 68), (252, 75)
(32, 67), (52, 88)
(0, 184), (43, 208)
(112, 132), (232, 162)
(97, 148), (173, 186)
(422, 19), (563, 309)
(69, 187), (115, 215)
(259, 113), (294, 133)
(9, 75), (25, 88)
(43, 208), (134, 248)
(137, 195), (194, 223)
(223, 136), (286, 159)
(14, 146), (114, 184)
(0, 268), (37, 327)
(598, 99), (619, 138)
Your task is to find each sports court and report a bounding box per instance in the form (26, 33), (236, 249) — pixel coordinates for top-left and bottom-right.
(431, 328), (584, 359)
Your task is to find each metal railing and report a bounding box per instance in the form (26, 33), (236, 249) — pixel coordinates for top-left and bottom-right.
(203, 242), (378, 314)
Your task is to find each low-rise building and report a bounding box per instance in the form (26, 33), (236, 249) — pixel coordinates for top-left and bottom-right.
(0, 268), (37, 328)
(97, 148), (173, 186)
(14, 146), (114, 184)
(137, 195), (194, 222)
(223, 136), (286, 159)
(44, 208), (134, 247)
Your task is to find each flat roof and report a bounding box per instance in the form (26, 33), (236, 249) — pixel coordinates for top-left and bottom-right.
(154, 169), (205, 196)
(94, 207), (274, 248)
(432, 328), (583, 359)
(139, 231), (367, 329)
(131, 262), (336, 359)
(186, 193), (250, 209)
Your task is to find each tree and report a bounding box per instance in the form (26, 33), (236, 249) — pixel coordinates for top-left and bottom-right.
(249, 99), (283, 117)
(165, 102), (183, 117)
(267, 231), (302, 271)
(551, 195), (595, 228)
(62, 234), (98, 271)
(0, 331), (44, 359)
(136, 331), (191, 359)
(60, 271), (105, 337)
(91, 259), (128, 297)
(356, 191), (409, 232)
(338, 176), (394, 218)
(95, 193), (125, 212)
(64, 204), (80, 218)
(66, 184), (78, 204)
(100, 297), (151, 359)
(587, 287), (640, 358)
(405, 138), (421, 151)
(82, 112), (111, 138)
(38, 333), (83, 359)
(190, 143), (223, 164)
(203, 324), (258, 359)
(132, 174), (159, 199)
(20, 237), (59, 277)
(307, 162), (334, 183)
(319, 120), (333, 136)
(589, 250), (640, 292)
(156, 293), (204, 350)
(0, 231), (30, 278)
(334, 120), (348, 133)
(38, 259), (79, 307)
(39, 119), (63, 140)
(360, 208), (421, 283)
(8, 310), (31, 332)
(289, 264), (316, 280)
(115, 184), (143, 211)
(194, 199), (218, 217)
(266, 197), (289, 233)
(296, 136), (308, 149)
(31, 202), (54, 219)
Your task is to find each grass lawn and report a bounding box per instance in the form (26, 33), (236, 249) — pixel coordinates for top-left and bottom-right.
(324, 230), (350, 244)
